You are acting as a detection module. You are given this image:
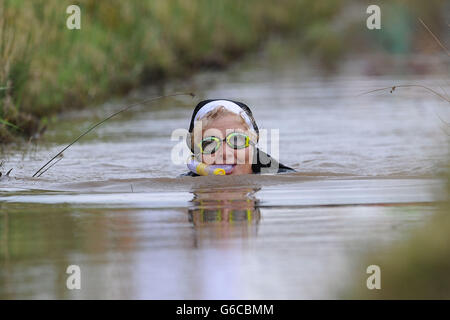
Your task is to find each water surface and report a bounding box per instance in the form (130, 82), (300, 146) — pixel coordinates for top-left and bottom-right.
(0, 52), (448, 299)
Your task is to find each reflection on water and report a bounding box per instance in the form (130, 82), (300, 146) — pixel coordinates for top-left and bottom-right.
(0, 183), (439, 299)
(189, 188), (261, 240)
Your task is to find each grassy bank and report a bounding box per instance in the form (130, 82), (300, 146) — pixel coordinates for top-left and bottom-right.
(0, 0), (347, 143)
(0, 0), (447, 144)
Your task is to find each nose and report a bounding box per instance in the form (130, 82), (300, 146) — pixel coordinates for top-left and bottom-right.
(215, 142), (235, 164)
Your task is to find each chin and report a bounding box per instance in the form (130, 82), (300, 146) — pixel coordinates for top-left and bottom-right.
(229, 165), (252, 175)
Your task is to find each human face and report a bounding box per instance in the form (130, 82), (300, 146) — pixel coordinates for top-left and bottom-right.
(200, 114), (254, 175)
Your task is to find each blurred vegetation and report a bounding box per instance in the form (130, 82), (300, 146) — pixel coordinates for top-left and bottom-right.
(344, 169), (449, 299)
(0, 0), (347, 143)
(0, 0), (448, 143)
(343, 0), (449, 294)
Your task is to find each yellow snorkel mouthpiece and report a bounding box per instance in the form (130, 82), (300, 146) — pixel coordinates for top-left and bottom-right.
(188, 157), (234, 176)
(212, 168), (226, 175)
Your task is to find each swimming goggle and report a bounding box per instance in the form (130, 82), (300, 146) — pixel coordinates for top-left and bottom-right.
(197, 132), (254, 155)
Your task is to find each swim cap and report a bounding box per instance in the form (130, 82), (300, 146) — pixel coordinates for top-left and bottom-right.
(194, 100), (256, 131)
(188, 99), (259, 135)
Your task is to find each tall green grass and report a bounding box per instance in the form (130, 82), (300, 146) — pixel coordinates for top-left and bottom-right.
(0, 0), (349, 143)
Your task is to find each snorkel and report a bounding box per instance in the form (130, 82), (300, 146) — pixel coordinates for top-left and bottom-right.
(187, 156), (235, 176)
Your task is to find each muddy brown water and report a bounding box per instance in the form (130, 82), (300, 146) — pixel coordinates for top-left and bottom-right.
(0, 52), (449, 298)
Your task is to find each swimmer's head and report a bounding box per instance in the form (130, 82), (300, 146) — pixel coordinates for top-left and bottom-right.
(187, 100), (259, 175)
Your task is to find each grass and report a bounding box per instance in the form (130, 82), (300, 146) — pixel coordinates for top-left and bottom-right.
(0, 0), (349, 144)
(0, 0), (447, 144)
